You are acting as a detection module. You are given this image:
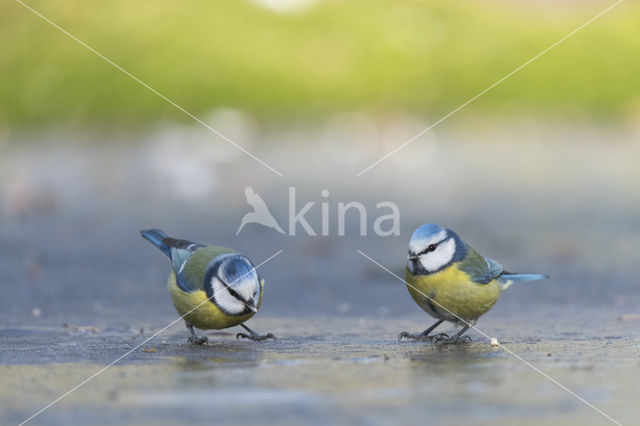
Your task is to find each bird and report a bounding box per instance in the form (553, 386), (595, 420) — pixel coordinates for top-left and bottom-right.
(400, 223), (548, 344)
(141, 229), (275, 344)
(236, 186), (285, 235)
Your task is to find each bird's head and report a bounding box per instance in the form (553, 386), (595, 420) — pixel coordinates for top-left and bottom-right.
(407, 223), (466, 275)
(205, 253), (260, 315)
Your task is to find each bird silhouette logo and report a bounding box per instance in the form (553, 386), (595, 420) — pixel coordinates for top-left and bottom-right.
(236, 186), (285, 235)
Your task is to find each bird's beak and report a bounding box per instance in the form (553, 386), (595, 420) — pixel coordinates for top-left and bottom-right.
(407, 254), (418, 261)
(246, 303), (258, 313)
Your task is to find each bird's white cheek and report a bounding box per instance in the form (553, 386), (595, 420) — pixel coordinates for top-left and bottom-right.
(211, 278), (247, 315)
(418, 257), (433, 272)
(419, 239), (456, 272)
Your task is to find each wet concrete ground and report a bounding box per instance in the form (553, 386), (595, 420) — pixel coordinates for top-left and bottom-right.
(1, 123), (639, 425)
(2, 313), (639, 426)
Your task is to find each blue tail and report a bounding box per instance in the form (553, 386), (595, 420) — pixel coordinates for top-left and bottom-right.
(501, 273), (549, 283)
(140, 229), (171, 258)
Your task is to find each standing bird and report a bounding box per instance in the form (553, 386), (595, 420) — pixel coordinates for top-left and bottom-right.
(141, 229), (275, 344)
(401, 223), (548, 344)
(236, 186), (285, 235)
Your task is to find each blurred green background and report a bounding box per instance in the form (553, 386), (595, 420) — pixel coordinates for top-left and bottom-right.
(1, 0), (639, 128)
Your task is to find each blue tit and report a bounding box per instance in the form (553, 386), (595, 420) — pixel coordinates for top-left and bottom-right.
(400, 223), (548, 344)
(141, 229), (275, 344)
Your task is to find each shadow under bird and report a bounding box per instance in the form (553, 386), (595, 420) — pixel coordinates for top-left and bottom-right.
(401, 223), (548, 344)
(141, 229), (275, 344)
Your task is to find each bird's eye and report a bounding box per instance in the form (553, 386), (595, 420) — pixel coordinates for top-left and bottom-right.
(426, 244), (437, 252)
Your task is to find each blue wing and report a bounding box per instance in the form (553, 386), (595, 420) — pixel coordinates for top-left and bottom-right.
(458, 243), (549, 285)
(141, 229), (205, 292)
(458, 244), (504, 285)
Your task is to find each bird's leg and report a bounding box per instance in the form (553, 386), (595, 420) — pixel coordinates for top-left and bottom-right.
(185, 322), (208, 345)
(398, 319), (448, 342)
(433, 324), (471, 345)
(236, 324), (276, 341)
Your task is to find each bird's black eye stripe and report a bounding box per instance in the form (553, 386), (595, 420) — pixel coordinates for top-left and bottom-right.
(417, 244), (438, 256)
(228, 288), (241, 300)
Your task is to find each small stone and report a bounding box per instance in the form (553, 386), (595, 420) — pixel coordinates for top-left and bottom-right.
(490, 337), (499, 346)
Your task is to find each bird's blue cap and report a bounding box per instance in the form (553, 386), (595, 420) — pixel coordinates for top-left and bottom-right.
(214, 254), (258, 286)
(410, 223), (447, 242)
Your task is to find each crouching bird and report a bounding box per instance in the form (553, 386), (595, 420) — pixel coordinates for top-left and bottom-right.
(141, 229), (275, 344)
(401, 223), (548, 344)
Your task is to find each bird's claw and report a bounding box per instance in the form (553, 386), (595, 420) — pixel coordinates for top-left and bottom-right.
(398, 331), (428, 341)
(429, 333), (450, 343)
(236, 332), (276, 342)
(399, 331), (448, 342)
(433, 334), (471, 345)
(187, 335), (208, 345)
(459, 335), (472, 343)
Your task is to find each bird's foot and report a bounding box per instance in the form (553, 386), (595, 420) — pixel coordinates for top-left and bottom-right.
(236, 331), (276, 342)
(433, 334), (472, 345)
(430, 333), (451, 342)
(398, 331), (449, 342)
(187, 335), (208, 345)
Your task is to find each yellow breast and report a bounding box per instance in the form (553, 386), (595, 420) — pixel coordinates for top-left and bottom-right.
(167, 272), (257, 330)
(405, 263), (501, 322)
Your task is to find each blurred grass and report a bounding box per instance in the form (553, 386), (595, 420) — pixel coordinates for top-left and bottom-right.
(1, 0), (639, 127)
